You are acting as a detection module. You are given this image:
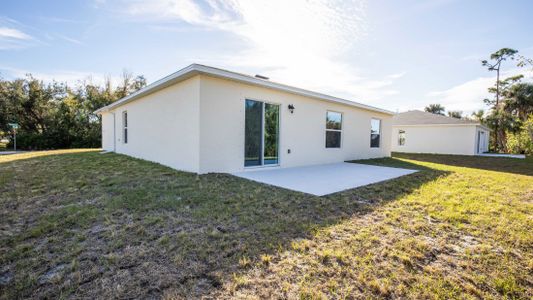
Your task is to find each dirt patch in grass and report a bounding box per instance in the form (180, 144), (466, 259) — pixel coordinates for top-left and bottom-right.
(1, 150), (532, 299)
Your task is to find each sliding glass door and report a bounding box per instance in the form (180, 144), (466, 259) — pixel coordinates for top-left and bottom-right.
(245, 99), (279, 167)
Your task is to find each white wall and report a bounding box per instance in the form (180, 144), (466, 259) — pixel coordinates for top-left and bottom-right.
(391, 125), (478, 155)
(101, 112), (114, 151)
(107, 76), (201, 172)
(198, 75), (392, 173)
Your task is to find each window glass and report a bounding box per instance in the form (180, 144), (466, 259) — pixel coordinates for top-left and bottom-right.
(244, 100), (263, 166)
(264, 103), (279, 165)
(326, 111), (342, 148)
(398, 130), (405, 146)
(326, 111), (342, 130)
(123, 111), (128, 144)
(326, 131), (341, 148)
(370, 119), (380, 148)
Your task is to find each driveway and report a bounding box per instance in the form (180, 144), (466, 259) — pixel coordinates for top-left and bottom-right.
(232, 162), (417, 196)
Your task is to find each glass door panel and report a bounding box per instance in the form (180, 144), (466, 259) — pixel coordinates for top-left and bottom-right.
(244, 99), (263, 166)
(264, 103), (279, 165)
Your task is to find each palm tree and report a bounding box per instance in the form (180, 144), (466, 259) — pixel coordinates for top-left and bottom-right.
(424, 104), (445, 115)
(447, 111), (463, 119)
(471, 109), (485, 122)
(503, 82), (533, 122)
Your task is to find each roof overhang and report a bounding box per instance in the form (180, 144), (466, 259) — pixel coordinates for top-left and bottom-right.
(393, 123), (492, 131)
(94, 64), (394, 115)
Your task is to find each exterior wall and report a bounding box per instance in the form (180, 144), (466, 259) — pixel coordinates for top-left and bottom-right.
(198, 75), (392, 173)
(475, 126), (490, 153)
(107, 76), (201, 172)
(391, 125), (477, 155)
(101, 112), (114, 151)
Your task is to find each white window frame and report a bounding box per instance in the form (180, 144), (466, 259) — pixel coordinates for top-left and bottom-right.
(325, 110), (343, 148)
(398, 129), (406, 146)
(122, 111), (128, 144)
(370, 118), (381, 148)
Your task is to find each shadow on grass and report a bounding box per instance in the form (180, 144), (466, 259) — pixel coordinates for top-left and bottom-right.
(392, 152), (533, 176)
(0, 152), (450, 299)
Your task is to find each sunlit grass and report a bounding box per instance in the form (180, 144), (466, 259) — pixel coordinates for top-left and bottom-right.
(0, 150), (531, 299)
(0, 148), (100, 163)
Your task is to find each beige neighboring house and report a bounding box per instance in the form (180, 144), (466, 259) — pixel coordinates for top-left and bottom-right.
(391, 110), (490, 155)
(95, 64), (394, 174)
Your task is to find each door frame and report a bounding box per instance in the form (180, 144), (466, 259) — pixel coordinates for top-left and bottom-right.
(477, 130), (486, 154)
(243, 97), (281, 168)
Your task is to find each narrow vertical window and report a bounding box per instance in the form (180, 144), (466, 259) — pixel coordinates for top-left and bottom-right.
(398, 130), (406, 146)
(326, 111), (342, 148)
(123, 111), (128, 144)
(370, 119), (381, 148)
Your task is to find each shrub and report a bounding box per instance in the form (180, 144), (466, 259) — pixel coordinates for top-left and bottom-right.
(506, 115), (533, 154)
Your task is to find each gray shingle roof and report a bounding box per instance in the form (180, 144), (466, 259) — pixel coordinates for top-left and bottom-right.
(393, 110), (480, 126)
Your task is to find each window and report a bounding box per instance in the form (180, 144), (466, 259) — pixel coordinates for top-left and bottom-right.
(398, 130), (406, 146)
(370, 118), (381, 148)
(122, 111), (128, 144)
(326, 111), (342, 148)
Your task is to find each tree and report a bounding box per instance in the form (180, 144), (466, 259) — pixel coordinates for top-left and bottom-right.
(0, 71), (146, 150)
(482, 48), (518, 107)
(471, 109), (485, 122)
(482, 48), (518, 151)
(506, 114), (533, 154)
(447, 111), (463, 119)
(503, 82), (533, 122)
(115, 70), (147, 99)
(424, 104), (445, 115)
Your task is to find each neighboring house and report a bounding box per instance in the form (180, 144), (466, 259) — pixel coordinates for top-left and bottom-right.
(95, 64), (394, 174)
(391, 110), (490, 155)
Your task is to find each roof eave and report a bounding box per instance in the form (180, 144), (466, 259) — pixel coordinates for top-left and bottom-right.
(94, 64), (394, 115)
(393, 123), (489, 129)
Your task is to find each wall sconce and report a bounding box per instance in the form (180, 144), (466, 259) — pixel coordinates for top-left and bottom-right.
(288, 104), (295, 114)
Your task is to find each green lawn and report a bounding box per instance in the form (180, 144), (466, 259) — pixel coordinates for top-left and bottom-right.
(0, 150), (531, 299)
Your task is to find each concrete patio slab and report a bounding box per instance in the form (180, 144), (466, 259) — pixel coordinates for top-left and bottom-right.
(232, 162), (417, 196)
(477, 153), (525, 159)
(0, 151), (25, 155)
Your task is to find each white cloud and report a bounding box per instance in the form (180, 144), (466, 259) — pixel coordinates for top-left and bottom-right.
(386, 72), (406, 79)
(107, 0), (401, 104)
(0, 19), (35, 50)
(426, 68), (533, 113)
(0, 66), (122, 87)
(0, 27), (32, 40)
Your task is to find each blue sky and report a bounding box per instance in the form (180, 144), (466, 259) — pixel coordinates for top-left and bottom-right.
(1, 0), (532, 114)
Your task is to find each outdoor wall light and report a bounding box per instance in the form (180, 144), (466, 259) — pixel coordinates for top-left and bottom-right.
(288, 104), (295, 114)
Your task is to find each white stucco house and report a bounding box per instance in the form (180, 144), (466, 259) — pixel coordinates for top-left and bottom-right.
(95, 64), (394, 174)
(391, 110), (490, 155)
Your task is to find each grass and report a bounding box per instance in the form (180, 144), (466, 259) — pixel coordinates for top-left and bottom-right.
(0, 150), (532, 299)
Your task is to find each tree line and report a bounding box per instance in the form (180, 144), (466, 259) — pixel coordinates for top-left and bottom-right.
(424, 48), (533, 154)
(0, 72), (146, 150)
(1, 49), (531, 153)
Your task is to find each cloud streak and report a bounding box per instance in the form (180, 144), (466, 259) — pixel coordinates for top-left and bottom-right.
(0, 27), (32, 40)
(106, 0), (402, 103)
(0, 18), (35, 50)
